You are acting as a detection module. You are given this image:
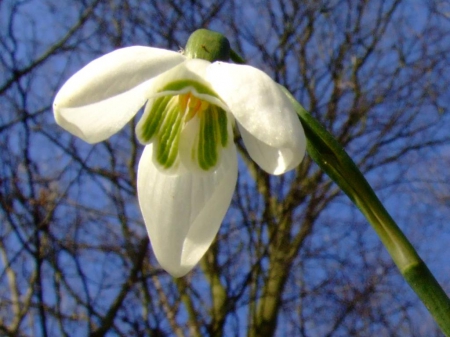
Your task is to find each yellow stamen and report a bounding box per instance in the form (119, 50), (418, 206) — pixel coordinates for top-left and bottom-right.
(179, 93), (190, 113)
(199, 100), (209, 112)
(188, 96), (202, 112)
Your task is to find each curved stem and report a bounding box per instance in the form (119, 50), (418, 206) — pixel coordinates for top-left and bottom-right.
(281, 86), (450, 336)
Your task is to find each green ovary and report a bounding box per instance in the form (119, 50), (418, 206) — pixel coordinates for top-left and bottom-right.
(139, 92), (229, 171)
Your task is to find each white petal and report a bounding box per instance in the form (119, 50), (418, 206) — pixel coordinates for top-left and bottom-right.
(137, 143), (237, 277)
(177, 113), (201, 172)
(142, 59), (228, 110)
(54, 47), (186, 143)
(207, 62), (306, 174)
(239, 124), (305, 174)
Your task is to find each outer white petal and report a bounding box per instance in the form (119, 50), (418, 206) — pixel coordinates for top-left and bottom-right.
(137, 59), (229, 126)
(137, 143), (237, 277)
(206, 62), (306, 174)
(54, 47), (186, 143)
(238, 124), (306, 174)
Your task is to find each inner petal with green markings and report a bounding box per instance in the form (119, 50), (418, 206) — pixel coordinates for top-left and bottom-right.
(138, 84), (230, 171)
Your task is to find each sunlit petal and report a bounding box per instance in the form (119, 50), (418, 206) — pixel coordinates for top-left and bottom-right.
(142, 59), (228, 110)
(238, 124), (305, 174)
(137, 143), (237, 277)
(54, 47), (185, 143)
(207, 62), (306, 173)
(206, 62), (304, 146)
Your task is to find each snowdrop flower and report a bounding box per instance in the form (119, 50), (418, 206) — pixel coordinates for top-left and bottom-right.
(53, 29), (306, 277)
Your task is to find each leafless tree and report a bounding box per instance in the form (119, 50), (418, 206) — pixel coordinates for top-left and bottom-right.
(1, 0), (449, 336)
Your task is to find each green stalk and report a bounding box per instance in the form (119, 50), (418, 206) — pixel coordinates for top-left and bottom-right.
(186, 28), (450, 334)
(281, 86), (450, 336)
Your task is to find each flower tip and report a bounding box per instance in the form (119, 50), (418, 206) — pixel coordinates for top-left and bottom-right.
(271, 145), (305, 175)
(162, 264), (193, 278)
(152, 247), (199, 278)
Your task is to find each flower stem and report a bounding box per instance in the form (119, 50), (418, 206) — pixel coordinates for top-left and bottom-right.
(281, 86), (450, 336)
(230, 49), (246, 64)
